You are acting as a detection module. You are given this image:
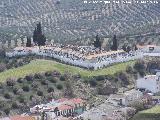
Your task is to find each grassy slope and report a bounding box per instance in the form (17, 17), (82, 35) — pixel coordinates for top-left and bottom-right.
(0, 59), (135, 82)
(131, 106), (160, 120)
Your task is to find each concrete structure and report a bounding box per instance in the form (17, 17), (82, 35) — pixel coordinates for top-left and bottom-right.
(106, 94), (126, 106)
(124, 89), (143, 106)
(137, 44), (160, 56)
(107, 89), (143, 106)
(136, 73), (160, 93)
(6, 44), (160, 70)
(76, 102), (136, 120)
(0, 118), (10, 120)
(30, 98), (86, 118)
(0, 115), (36, 120)
(137, 45), (160, 53)
(152, 96), (160, 104)
(5, 45), (143, 70)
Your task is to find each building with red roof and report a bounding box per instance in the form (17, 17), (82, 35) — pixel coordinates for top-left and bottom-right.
(30, 98), (87, 118)
(53, 98), (86, 117)
(9, 115), (36, 120)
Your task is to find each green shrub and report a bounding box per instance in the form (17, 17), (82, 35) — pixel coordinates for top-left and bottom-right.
(49, 77), (57, 83)
(4, 93), (11, 99)
(52, 70), (61, 77)
(30, 95), (33, 100)
(95, 76), (105, 81)
(134, 60), (146, 77)
(0, 101), (6, 108)
(4, 108), (10, 115)
(56, 84), (63, 90)
(0, 63), (6, 72)
(25, 75), (33, 81)
(45, 71), (52, 77)
(60, 76), (66, 81)
(6, 78), (16, 86)
(48, 87), (54, 93)
(17, 78), (23, 83)
(73, 74), (81, 79)
(37, 91), (43, 96)
(0, 83), (4, 89)
(34, 73), (43, 79)
(89, 79), (97, 87)
(13, 87), (19, 95)
(12, 102), (19, 109)
(31, 82), (38, 88)
(83, 79), (89, 84)
(18, 95), (25, 103)
(41, 80), (48, 85)
(22, 85), (30, 92)
(117, 72), (129, 86)
(16, 88), (23, 95)
(0, 111), (2, 116)
(126, 66), (133, 74)
(105, 74), (115, 81)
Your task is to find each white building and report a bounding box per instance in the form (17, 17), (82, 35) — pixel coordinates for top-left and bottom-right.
(136, 73), (160, 93)
(107, 89), (143, 106)
(30, 98), (86, 117)
(124, 89), (143, 105)
(5, 46), (39, 57)
(137, 45), (160, 53)
(77, 102), (136, 120)
(5, 45), (143, 70)
(8, 44), (160, 70)
(137, 44), (160, 56)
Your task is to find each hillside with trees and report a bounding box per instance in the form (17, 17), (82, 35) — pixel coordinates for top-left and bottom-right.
(0, 0), (160, 47)
(0, 55), (157, 117)
(0, 47), (159, 117)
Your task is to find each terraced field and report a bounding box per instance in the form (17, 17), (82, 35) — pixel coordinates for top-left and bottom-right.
(0, 59), (135, 82)
(0, 0), (160, 44)
(131, 105), (160, 120)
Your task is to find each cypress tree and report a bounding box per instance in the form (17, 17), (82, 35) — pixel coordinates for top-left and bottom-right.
(122, 44), (127, 51)
(126, 46), (131, 53)
(93, 35), (101, 49)
(37, 22), (42, 35)
(26, 37), (32, 47)
(122, 44), (131, 53)
(33, 28), (38, 45)
(21, 37), (24, 46)
(15, 39), (18, 47)
(33, 22), (46, 46)
(135, 45), (138, 51)
(111, 35), (118, 51)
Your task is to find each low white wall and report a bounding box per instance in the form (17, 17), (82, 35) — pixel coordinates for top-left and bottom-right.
(4, 49), (150, 70)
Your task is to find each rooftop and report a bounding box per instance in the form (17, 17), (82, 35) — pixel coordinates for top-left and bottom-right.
(9, 115), (36, 120)
(69, 98), (85, 104)
(124, 89), (142, 95)
(137, 44), (158, 49)
(84, 50), (125, 60)
(31, 98), (85, 113)
(58, 105), (74, 111)
(108, 94), (125, 99)
(8, 45), (127, 60)
(144, 75), (157, 80)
